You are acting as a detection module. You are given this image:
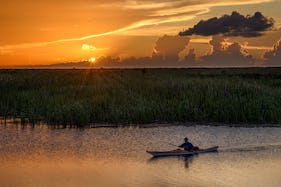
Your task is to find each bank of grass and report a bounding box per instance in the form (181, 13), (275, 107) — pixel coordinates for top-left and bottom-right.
(0, 68), (281, 126)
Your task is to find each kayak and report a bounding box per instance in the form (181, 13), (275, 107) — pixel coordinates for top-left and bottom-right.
(146, 146), (218, 157)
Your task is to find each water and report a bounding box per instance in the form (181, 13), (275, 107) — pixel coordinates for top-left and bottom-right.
(1, 123), (281, 187)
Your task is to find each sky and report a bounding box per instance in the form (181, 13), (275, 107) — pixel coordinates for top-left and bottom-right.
(0, 0), (281, 67)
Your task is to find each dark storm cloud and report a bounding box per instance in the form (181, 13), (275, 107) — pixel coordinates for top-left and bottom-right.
(179, 11), (274, 37)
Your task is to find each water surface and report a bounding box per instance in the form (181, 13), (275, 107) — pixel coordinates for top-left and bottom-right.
(1, 123), (281, 187)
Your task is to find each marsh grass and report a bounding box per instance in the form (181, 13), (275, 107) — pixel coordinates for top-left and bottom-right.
(0, 68), (280, 126)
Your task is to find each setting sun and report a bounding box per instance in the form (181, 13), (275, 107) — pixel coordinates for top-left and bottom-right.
(88, 57), (96, 63)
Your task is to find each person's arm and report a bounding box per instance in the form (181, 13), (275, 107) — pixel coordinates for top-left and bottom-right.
(178, 143), (185, 148)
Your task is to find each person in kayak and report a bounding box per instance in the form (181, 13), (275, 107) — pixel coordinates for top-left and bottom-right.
(179, 137), (195, 151)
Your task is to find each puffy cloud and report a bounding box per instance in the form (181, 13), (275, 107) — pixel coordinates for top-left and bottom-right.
(183, 49), (197, 66)
(263, 38), (281, 66)
(152, 35), (190, 63)
(90, 35), (254, 67)
(200, 35), (253, 67)
(179, 11), (274, 37)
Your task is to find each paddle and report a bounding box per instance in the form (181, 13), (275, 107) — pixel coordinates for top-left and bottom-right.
(164, 141), (199, 151)
(164, 141), (181, 148)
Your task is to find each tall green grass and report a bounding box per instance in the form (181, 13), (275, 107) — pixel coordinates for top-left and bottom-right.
(0, 68), (281, 126)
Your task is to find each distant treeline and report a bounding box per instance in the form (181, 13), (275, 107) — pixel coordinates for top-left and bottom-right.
(0, 68), (281, 126)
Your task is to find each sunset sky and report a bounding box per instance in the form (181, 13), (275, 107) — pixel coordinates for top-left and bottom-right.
(1, 0), (281, 67)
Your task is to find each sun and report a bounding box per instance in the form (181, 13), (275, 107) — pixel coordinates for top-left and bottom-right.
(89, 57), (96, 63)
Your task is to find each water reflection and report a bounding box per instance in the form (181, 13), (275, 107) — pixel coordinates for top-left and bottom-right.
(148, 155), (196, 169)
(148, 151), (221, 170)
(1, 123), (281, 187)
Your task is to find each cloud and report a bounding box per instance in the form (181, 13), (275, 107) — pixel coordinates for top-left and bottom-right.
(179, 11), (274, 37)
(183, 48), (197, 66)
(81, 44), (109, 51)
(200, 35), (253, 67)
(263, 38), (281, 66)
(43, 34), (272, 68)
(1, 0), (272, 52)
(81, 44), (96, 51)
(152, 35), (190, 62)
(86, 35), (190, 67)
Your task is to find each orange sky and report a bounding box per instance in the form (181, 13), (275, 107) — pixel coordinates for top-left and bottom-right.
(0, 0), (281, 66)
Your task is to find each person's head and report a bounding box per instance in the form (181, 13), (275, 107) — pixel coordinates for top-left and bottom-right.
(184, 137), (188, 142)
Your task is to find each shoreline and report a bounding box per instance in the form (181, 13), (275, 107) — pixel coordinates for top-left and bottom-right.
(88, 121), (281, 128)
(1, 118), (281, 128)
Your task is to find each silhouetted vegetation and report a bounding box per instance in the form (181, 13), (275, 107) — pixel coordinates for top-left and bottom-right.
(0, 68), (281, 126)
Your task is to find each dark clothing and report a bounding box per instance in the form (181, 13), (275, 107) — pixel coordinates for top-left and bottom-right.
(179, 142), (194, 151)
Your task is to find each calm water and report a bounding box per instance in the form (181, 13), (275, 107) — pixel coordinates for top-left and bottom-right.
(1, 123), (281, 187)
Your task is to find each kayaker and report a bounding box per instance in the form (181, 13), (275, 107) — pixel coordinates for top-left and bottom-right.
(179, 137), (194, 151)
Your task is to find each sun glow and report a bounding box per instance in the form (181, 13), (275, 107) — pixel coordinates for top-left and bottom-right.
(88, 57), (96, 63)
